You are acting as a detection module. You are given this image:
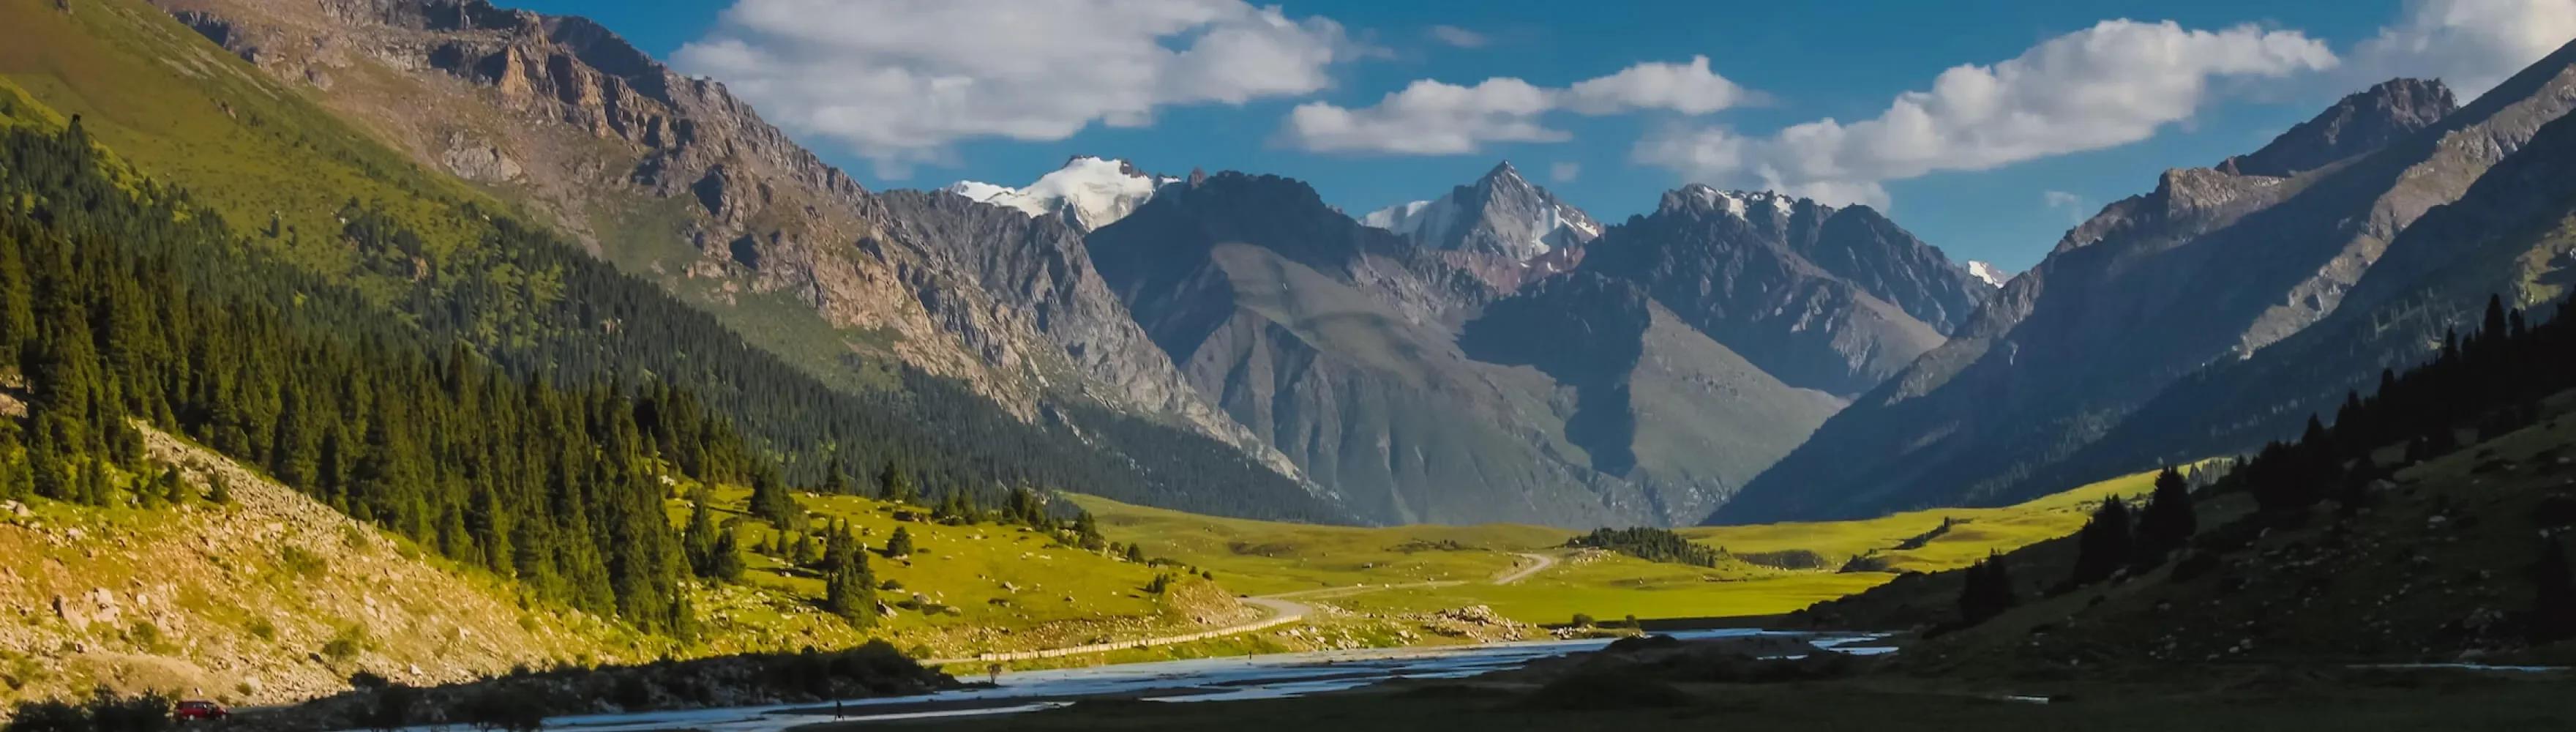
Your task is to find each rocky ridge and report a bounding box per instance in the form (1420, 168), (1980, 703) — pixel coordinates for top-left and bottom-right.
(152, 0), (1297, 479)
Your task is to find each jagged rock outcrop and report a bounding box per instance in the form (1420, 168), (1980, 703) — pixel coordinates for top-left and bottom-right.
(154, 0), (1298, 479)
(1720, 58), (2576, 523)
(2219, 78), (2457, 178)
(1579, 186), (1985, 397)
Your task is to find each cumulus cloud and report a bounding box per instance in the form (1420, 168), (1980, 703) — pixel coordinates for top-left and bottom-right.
(1633, 20), (2337, 208)
(1281, 56), (1753, 154)
(1427, 25), (1489, 48)
(2348, 0), (2576, 99)
(1550, 161), (1581, 183)
(675, 0), (1363, 178)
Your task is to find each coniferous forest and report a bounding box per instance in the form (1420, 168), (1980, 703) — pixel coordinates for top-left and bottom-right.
(0, 115), (1332, 636)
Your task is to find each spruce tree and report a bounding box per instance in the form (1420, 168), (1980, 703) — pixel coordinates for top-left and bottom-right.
(2134, 466), (2198, 565)
(886, 526), (914, 559)
(683, 498), (720, 580)
(2067, 498), (2134, 586)
(878, 460), (916, 505)
(1958, 553), (2016, 625)
(746, 463), (799, 528)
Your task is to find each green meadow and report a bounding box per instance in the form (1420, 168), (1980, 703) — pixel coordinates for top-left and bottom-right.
(1076, 465), (2174, 626)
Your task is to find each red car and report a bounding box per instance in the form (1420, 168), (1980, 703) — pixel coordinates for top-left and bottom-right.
(173, 701), (230, 722)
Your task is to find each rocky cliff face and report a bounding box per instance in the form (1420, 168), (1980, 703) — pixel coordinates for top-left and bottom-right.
(1578, 186), (1983, 397)
(2219, 78), (2457, 178)
(1090, 173), (1838, 526)
(1360, 162), (1602, 261)
(1719, 59), (2576, 523)
(154, 0), (1296, 479)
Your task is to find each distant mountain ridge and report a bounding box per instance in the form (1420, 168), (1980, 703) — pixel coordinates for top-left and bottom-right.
(1717, 58), (2576, 523)
(1579, 184), (1989, 397)
(1088, 172), (1846, 526)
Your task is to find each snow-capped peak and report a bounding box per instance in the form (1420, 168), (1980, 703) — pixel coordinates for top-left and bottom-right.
(1967, 261), (2012, 288)
(1676, 184), (1803, 219)
(1359, 161), (1600, 261)
(943, 156), (1177, 231)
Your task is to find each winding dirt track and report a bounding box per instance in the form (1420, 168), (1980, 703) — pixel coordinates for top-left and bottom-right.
(927, 550), (1561, 666)
(1491, 552), (1557, 585)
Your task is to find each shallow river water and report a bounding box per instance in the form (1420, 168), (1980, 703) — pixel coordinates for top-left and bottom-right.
(530, 630), (1892, 732)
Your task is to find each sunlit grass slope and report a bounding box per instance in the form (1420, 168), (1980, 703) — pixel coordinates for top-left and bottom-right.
(1074, 465), (2182, 624)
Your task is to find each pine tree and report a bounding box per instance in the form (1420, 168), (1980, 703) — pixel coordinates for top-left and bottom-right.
(683, 498), (721, 580)
(708, 529), (746, 582)
(207, 472), (232, 504)
(822, 542), (875, 625)
(2066, 498), (2134, 586)
(746, 463), (799, 528)
(2134, 466), (2198, 565)
(1958, 553), (2016, 625)
(886, 526), (914, 559)
(1123, 542), (1145, 563)
(822, 456), (852, 496)
(878, 460), (917, 505)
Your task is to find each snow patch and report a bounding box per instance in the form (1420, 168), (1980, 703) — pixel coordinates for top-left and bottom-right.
(1967, 261), (2012, 288)
(942, 157), (1174, 231)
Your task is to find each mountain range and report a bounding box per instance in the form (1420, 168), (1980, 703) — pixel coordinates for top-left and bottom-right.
(87, 0), (2576, 531)
(1718, 46), (2576, 523)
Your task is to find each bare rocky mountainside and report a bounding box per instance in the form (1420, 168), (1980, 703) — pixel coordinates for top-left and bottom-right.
(1579, 187), (1991, 397)
(1718, 48), (2576, 523)
(151, 0), (1298, 482)
(1087, 173), (1846, 526)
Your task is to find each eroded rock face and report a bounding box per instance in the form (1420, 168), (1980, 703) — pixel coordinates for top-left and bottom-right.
(154, 0), (1294, 478)
(1578, 186), (1981, 397)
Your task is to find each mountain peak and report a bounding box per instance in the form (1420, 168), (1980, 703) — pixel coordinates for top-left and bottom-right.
(2220, 78), (2455, 178)
(1360, 163), (1600, 260)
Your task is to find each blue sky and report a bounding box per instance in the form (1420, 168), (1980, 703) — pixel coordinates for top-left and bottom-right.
(514, 0), (2575, 271)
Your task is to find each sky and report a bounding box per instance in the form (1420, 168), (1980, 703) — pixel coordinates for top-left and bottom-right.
(511, 0), (2576, 271)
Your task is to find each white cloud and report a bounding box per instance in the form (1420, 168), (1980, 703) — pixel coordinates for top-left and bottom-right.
(1281, 56), (1753, 154)
(1562, 56), (1759, 115)
(2348, 0), (2576, 99)
(1428, 25), (1489, 49)
(1280, 78), (1565, 154)
(1633, 20), (2337, 208)
(2043, 190), (2087, 221)
(675, 0), (1363, 178)
(1550, 161), (1581, 183)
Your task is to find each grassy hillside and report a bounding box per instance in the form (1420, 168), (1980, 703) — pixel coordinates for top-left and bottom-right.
(0, 415), (649, 707)
(667, 484), (1260, 662)
(1075, 466), (2176, 626)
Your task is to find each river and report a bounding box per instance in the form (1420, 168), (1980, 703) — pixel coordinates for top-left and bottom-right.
(531, 630), (1893, 732)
